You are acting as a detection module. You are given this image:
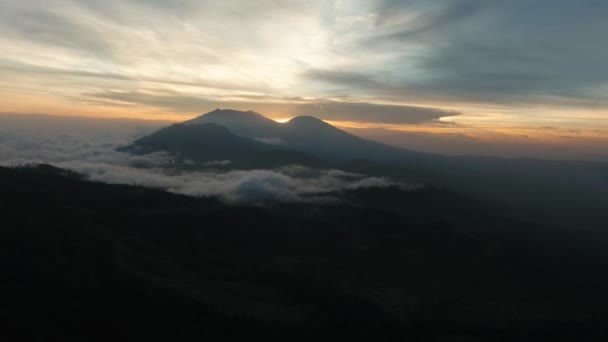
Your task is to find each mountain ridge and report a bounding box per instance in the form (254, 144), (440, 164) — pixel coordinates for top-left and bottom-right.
(185, 109), (282, 139)
(180, 109), (427, 162)
(120, 119), (325, 168)
(121, 108), (608, 233)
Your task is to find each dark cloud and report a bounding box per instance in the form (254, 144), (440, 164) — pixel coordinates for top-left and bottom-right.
(375, 0), (491, 34)
(293, 101), (459, 124)
(89, 90), (459, 124)
(88, 90), (215, 112)
(303, 70), (392, 93)
(367, 0), (608, 105)
(0, 6), (113, 58)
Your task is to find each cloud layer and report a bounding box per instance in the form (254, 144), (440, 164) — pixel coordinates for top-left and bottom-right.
(0, 114), (412, 203)
(361, 0), (608, 106)
(59, 163), (408, 203)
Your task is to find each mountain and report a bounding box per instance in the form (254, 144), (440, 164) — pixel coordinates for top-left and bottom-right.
(120, 121), (323, 168)
(125, 122), (267, 160)
(185, 108), (282, 139)
(3, 164), (608, 340)
(124, 109), (608, 235)
(282, 116), (426, 161)
(183, 109), (427, 162)
(127, 108), (423, 166)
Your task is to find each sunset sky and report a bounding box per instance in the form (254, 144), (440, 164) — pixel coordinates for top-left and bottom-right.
(1, 0), (607, 148)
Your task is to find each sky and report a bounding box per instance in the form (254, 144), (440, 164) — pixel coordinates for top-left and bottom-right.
(0, 0), (607, 155)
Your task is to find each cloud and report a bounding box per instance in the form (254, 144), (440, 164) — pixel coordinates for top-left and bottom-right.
(365, 0), (608, 105)
(294, 99), (459, 124)
(374, 0), (491, 32)
(203, 160), (232, 166)
(0, 114), (416, 203)
(3, 0), (604, 130)
(0, 5), (114, 58)
(56, 161), (413, 203)
(0, 113), (167, 164)
(57, 163), (408, 203)
(89, 89), (459, 124)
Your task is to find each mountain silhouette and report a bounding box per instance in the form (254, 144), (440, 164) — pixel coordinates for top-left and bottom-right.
(182, 109), (426, 162)
(185, 109), (282, 138)
(122, 122), (267, 160)
(282, 115), (426, 161)
(3, 163), (608, 340)
(120, 119), (323, 168)
(123, 109), (608, 230)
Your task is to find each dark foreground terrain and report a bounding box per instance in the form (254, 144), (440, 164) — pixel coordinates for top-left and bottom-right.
(1, 165), (607, 341)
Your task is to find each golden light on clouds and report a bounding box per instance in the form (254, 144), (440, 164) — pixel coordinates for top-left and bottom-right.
(0, 0), (606, 157)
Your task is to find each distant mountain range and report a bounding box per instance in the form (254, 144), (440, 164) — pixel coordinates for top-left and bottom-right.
(183, 108), (425, 162)
(4, 112), (608, 340)
(121, 109), (426, 168)
(122, 109), (608, 239)
(185, 109), (282, 138)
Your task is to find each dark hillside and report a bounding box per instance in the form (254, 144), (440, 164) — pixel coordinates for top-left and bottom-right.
(1, 165), (607, 341)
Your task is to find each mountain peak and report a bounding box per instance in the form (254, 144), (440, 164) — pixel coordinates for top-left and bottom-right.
(183, 109), (281, 138)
